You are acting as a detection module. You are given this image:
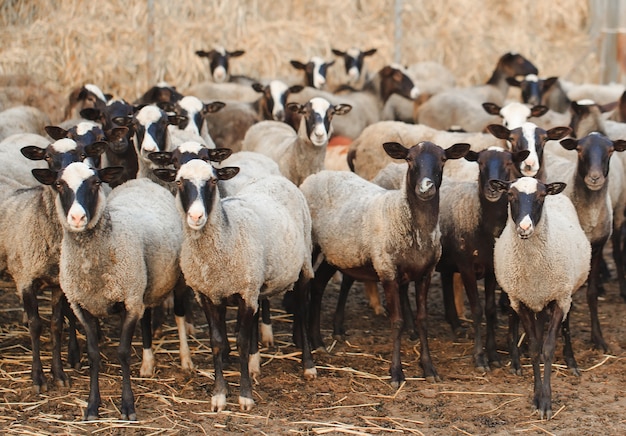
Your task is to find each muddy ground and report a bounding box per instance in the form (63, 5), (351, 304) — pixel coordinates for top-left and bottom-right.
(1, 252), (626, 435)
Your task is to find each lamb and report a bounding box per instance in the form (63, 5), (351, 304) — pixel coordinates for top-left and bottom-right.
(415, 52), (538, 131)
(491, 177), (591, 419)
(544, 133), (626, 352)
(241, 97), (352, 185)
(290, 56), (335, 89)
(299, 141), (470, 386)
(33, 163), (189, 421)
(153, 159), (317, 412)
(331, 47), (377, 87)
(288, 65), (419, 139)
(0, 105), (51, 142)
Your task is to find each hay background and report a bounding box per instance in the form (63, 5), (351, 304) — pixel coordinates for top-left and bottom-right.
(0, 0), (603, 123)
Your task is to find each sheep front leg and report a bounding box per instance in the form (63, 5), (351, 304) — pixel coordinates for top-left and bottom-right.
(63, 295), (81, 369)
(561, 311), (580, 376)
(140, 308), (155, 377)
(333, 273), (356, 339)
(21, 285), (46, 393)
(587, 242), (609, 352)
(50, 286), (71, 388)
(293, 274), (317, 380)
(118, 309), (139, 421)
(507, 308), (522, 375)
(309, 259), (337, 351)
(414, 273), (440, 382)
(460, 267), (488, 372)
(173, 281), (194, 371)
(382, 279), (405, 388)
(516, 303), (543, 416)
(200, 295), (230, 412)
(484, 269), (501, 368)
(78, 308), (102, 420)
(538, 302), (564, 420)
(237, 299), (256, 411)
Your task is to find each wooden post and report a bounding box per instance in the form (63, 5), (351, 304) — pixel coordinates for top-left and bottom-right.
(147, 0), (155, 88)
(394, 0), (403, 64)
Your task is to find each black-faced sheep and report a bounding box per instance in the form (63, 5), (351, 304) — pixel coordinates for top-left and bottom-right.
(299, 141), (470, 386)
(491, 177), (591, 420)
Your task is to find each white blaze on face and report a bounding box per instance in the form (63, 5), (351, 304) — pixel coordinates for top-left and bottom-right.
(136, 105), (163, 153)
(178, 141), (205, 154)
(346, 48), (361, 83)
(75, 121), (98, 136)
(525, 74), (539, 83)
(177, 160), (215, 230)
(500, 102), (531, 129)
(520, 122), (540, 176)
(311, 56), (327, 89)
(51, 138), (78, 153)
(178, 96), (204, 134)
(84, 83), (107, 103)
(269, 80), (289, 120)
(62, 162), (96, 231)
(512, 177), (538, 234)
(212, 46), (227, 82)
(309, 97), (332, 146)
(577, 99), (596, 106)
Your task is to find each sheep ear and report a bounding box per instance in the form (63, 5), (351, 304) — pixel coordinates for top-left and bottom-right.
(32, 168), (58, 185)
(21, 145), (47, 161)
(546, 126), (571, 140)
(530, 105), (549, 118)
(290, 60), (306, 70)
(506, 77), (521, 87)
(560, 138), (578, 151)
(446, 143), (471, 160)
(383, 142), (409, 160)
(464, 150), (479, 162)
(613, 139), (626, 153)
(228, 49), (245, 58)
(488, 179), (510, 193)
(542, 77), (559, 92)
(206, 148), (233, 163)
(80, 107), (102, 121)
(363, 48), (377, 57)
(487, 124), (511, 140)
(153, 168), (177, 182)
(286, 102), (301, 113)
(289, 85), (304, 94)
(482, 102), (501, 116)
(545, 182), (566, 196)
(513, 150), (531, 163)
(202, 101), (226, 116)
(148, 151), (173, 166)
(45, 125), (69, 140)
(112, 115), (134, 127)
(331, 48), (345, 56)
(98, 166), (124, 184)
(252, 82), (265, 93)
(333, 104), (352, 116)
(326, 60), (336, 67)
(85, 141), (108, 157)
(216, 166), (240, 181)
(195, 50), (210, 58)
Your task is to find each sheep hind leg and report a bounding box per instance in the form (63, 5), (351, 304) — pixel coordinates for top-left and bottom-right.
(414, 273), (440, 382)
(588, 243), (609, 352)
(484, 271), (501, 368)
(561, 311), (580, 376)
(309, 259), (337, 351)
(139, 308), (156, 377)
(21, 285), (46, 393)
(236, 299), (255, 411)
(611, 229), (626, 300)
(173, 280), (194, 371)
(293, 273), (317, 380)
(507, 308), (523, 375)
(62, 294), (81, 370)
(118, 309), (139, 421)
(333, 274), (356, 340)
(440, 270), (465, 337)
(260, 297), (274, 348)
(383, 279), (405, 388)
(538, 302), (564, 420)
(399, 283), (418, 340)
(460, 268), (488, 372)
(364, 281), (385, 315)
(50, 286), (71, 387)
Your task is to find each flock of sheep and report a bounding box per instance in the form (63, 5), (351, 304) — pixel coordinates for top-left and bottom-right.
(1, 45), (626, 422)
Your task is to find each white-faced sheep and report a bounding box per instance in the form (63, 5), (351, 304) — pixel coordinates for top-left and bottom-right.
(415, 52), (538, 131)
(545, 133), (626, 352)
(241, 97), (352, 185)
(153, 159), (317, 412)
(331, 47), (377, 87)
(33, 164), (188, 421)
(290, 56), (335, 90)
(299, 141), (470, 386)
(491, 177), (591, 419)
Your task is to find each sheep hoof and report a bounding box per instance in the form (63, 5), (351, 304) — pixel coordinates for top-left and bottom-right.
(54, 376), (71, 388)
(212, 394), (227, 412)
(569, 366), (581, 377)
(509, 367), (523, 376)
(185, 321), (197, 336)
(304, 367), (317, 380)
(314, 346), (328, 354)
(239, 396), (254, 411)
(181, 358), (195, 372)
(425, 374), (442, 383)
(32, 382), (47, 394)
(475, 364), (490, 373)
(121, 412), (137, 421)
(84, 413), (98, 421)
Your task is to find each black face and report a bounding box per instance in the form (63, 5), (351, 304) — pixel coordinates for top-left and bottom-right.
(520, 80), (541, 106)
(405, 142), (446, 201)
(477, 150), (518, 202)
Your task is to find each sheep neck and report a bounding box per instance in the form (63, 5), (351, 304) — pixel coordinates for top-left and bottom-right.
(479, 192), (509, 239)
(485, 67), (511, 101)
(404, 184), (440, 234)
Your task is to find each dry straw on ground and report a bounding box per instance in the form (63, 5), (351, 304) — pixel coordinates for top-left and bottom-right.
(0, 0), (598, 122)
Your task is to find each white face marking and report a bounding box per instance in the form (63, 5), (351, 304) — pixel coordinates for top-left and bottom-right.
(213, 65), (227, 82)
(62, 162), (97, 231)
(311, 56), (327, 89)
(84, 84), (106, 102)
(520, 122), (540, 176)
(178, 141), (205, 154)
(511, 176), (539, 194)
(309, 98), (331, 146)
(136, 105), (162, 125)
(51, 138), (78, 153)
(518, 214), (533, 232)
(410, 86), (420, 99)
(75, 121), (98, 136)
(500, 102), (531, 129)
(577, 99), (595, 106)
(156, 81), (170, 88)
(525, 74), (539, 82)
(347, 48), (360, 58)
(419, 178), (434, 193)
(269, 80), (289, 119)
(178, 96), (204, 134)
(487, 145), (506, 152)
(178, 160), (215, 230)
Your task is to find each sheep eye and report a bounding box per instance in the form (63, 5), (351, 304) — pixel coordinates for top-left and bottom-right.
(176, 180), (182, 186)
(44, 155), (51, 161)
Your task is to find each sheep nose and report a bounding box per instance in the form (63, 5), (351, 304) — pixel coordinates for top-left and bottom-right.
(188, 211), (204, 225)
(69, 212), (86, 228)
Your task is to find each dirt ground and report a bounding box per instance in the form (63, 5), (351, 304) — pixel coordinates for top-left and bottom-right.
(1, 249), (626, 435)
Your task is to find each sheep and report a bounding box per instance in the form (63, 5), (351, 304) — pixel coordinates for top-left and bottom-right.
(544, 133), (626, 352)
(62, 83), (109, 124)
(133, 81), (184, 105)
(0, 133), (54, 186)
(506, 74), (559, 107)
(153, 158), (316, 412)
(184, 81), (261, 104)
(290, 56), (335, 90)
(299, 140), (470, 386)
(159, 95), (225, 148)
(331, 47), (377, 87)
(195, 46), (255, 85)
(241, 97), (352, 185)
(490, 177), (591, 419)
(482, 101), (549, 130)
(0, 136), (110, 393)
(288, 65), (419, 139)
(32, 163), (187, 421)
(414, 52), (538, 131)
(0, 105), (52, 141)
